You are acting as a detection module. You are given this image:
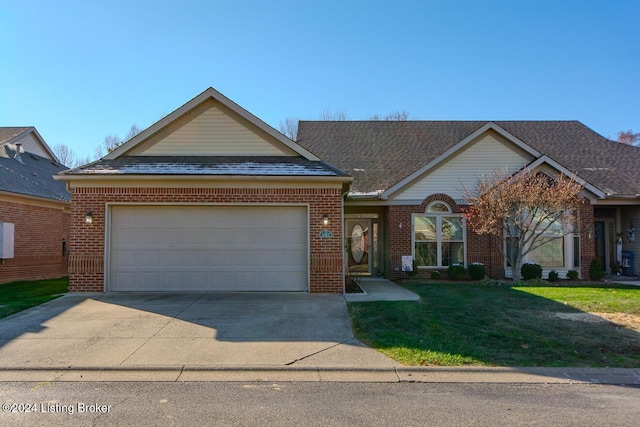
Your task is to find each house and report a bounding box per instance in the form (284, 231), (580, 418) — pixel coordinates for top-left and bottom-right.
(56, 88), (351, 293)
(57, 87), (640, 293)
(0, 127), (71, 284)
(296, 120), (640, 281)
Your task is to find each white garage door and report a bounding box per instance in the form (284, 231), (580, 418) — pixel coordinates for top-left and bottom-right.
(109, 205), (308, 291)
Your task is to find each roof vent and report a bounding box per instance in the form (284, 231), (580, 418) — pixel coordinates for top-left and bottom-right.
(14, 143), (25, 164)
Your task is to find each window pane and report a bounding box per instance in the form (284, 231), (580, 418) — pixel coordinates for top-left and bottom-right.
(415, 242), (437, 266)
(573, 235), (580, 267)
(529, 237), (564, 267)
(414, 216), (436, 241)
(442, 217), (463, 241)
(442, 242), (464, 266)
(427, 202), (450, 213)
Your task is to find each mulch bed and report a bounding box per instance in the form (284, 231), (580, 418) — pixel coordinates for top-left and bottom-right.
(345, 279), (365, 294)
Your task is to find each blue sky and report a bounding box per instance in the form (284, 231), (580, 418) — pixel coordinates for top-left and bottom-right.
(1, 1), (638, 161)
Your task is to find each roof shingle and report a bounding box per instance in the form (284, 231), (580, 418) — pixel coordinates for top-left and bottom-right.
(297, 120), (640, 197)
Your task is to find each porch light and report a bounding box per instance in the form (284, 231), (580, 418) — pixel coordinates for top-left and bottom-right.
(85, 212), (93, 224)
(323, 214), (329, 226)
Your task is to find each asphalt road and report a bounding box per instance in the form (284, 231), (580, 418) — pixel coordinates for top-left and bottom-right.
(1, 382), (639, 426)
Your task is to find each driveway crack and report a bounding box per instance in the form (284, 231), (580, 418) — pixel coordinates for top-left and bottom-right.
(118, 293), (206, 366)
(284, 338), (353, 365)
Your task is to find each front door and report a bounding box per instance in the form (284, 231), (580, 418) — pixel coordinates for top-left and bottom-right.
(346, 219), (371, 275)
(594, 220), (614, 274)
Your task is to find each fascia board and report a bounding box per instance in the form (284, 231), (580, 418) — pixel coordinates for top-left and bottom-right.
(380, 122), (541, 200)
(53, 174), (353, 184)
(105, 88), (320, 161)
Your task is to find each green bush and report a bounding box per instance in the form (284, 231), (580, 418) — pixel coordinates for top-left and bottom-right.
(468, 263), (486, 280)
(589, 258), (604, 281)
(521, 262), (542, 280)
(548, 270), (559, 282)
(430, 270), (442, 280)
(447, 263), (466, 281)
(567, 270), (579, 280)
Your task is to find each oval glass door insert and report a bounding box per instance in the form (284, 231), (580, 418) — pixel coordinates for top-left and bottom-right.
(351, 224), (365, 263)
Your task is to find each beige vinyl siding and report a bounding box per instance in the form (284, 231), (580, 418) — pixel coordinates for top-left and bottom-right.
(136, 105), (294, 156)
(392, 131), (535, 201)
(17, 133), (51, 159)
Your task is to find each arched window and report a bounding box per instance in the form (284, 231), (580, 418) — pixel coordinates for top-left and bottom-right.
(413, 201), (466, 268)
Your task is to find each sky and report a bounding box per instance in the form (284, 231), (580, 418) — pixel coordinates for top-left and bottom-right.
(1, 0), (638, 162)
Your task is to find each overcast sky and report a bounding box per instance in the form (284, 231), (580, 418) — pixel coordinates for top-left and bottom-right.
(1, 0), (638, 161)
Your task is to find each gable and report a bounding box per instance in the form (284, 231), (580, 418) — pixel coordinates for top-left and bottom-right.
(107, 88), (319, 160)
(0, 127), (57, 161)
(390, 130), (535, 201)
(15, 132), (52, 159)
(129, 100), (297, 157)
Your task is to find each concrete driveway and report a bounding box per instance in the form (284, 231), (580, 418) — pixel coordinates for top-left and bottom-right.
(0, 292), (399, 370)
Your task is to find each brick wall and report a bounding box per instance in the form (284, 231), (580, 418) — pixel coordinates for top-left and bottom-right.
(69, 186), (344, 293)
(386, 194), (596, 280)
(0, 199), (70, 284)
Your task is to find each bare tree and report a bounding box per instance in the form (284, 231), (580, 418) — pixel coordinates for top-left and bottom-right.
(616, 129), (640, 145)
(464, 168), (584, 280)
(95, 124), (142, 158)
(279, 117), (299, 140)
(52, 144), (76, 167)
(369, 110), (411, 121)
(319, 108), (349, 121)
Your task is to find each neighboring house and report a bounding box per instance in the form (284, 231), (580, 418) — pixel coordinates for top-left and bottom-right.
(296, 120), (640, 281)
(0, 127), (71, 284)
(56, 88), (351, 293)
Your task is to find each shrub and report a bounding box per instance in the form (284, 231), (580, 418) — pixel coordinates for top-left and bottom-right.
(468, 262), (486, 280)
(447, 263), (466, 281)
(589, 258), (604, 281)
(521, 262), (542, 280)
(430, 270), (442, 280)
(567, 270), (579, 280)
(548, 270), (559, 282)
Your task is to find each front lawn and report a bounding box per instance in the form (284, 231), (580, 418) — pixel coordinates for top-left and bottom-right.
(347, 282), (640, 367)
(0, 277), (68, 319)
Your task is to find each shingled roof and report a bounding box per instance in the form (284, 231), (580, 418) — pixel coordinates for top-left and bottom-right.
(60, 156), (349, 178)
(296, 120), (640, 198)
(0, 142), (70, 202)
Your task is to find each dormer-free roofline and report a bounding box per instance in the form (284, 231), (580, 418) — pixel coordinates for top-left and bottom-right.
(105, 87), (321, 161)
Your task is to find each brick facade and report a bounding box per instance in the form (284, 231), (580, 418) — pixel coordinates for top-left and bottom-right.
(0, 199), (70, 284)
(384, 193), (596, 280)
(69, 186), (344, 293)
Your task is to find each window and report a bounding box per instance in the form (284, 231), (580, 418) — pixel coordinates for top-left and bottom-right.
(528, 216), (565, 267)
(504, 211), (578, 272)
(413, 202), (466, 267)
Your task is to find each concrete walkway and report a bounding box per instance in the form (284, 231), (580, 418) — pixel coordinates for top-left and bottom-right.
(343, 278), (420, 302)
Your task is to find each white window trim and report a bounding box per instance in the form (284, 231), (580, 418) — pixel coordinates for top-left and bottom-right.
(503, 215), (578, 278)
(412, 202), (467, 268)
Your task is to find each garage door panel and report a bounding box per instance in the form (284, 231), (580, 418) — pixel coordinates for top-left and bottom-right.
(109, 205), (307, 291)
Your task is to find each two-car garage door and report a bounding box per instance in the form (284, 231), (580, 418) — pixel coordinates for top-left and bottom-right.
(108, 205), (308, 292)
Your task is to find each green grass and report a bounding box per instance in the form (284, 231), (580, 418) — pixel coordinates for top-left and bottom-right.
(347, 282), (640, 367)
(0, 277), (68, 319)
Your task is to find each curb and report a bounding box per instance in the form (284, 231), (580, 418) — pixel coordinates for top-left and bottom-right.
(1, 366), (638, 384)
